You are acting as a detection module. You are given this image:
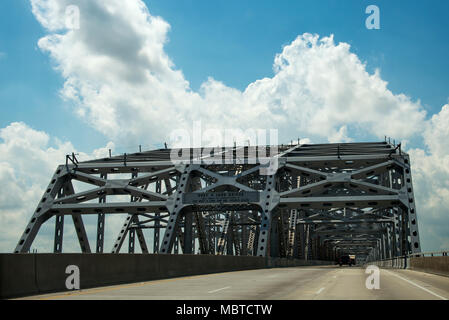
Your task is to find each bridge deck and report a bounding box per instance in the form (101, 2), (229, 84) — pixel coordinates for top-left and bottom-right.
(16, 266), (449, 300)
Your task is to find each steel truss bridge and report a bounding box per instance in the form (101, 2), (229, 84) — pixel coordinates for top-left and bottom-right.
(14, 141), (421, 262)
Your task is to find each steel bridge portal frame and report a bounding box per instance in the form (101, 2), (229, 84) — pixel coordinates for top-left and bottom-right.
(14, 142), (421, 262)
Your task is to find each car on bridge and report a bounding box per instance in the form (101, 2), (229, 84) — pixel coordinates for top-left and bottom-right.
(337, 254), (356, 266)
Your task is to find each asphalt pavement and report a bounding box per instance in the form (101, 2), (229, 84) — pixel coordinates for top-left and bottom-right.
(17, 265), (449, 300)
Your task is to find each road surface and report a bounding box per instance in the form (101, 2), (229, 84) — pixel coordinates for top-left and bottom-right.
(17, 266), (449, 300)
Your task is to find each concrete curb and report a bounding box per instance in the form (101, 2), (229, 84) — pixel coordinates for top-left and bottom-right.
(0, 253), (331, 299)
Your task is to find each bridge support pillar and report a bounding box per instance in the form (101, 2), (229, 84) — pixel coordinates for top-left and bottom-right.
(256, 172), (277, 257)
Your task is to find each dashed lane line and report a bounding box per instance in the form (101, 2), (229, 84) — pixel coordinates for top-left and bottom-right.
(208, 286), (231, 294)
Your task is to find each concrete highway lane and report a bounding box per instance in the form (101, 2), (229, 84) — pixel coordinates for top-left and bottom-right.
(18, 266), (449, 300)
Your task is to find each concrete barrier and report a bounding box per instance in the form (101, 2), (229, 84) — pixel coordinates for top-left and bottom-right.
(0, 253), (330, 299)
(0, 254), (37, 299)
(409, 256), (449, 277)
(368, 257), (407, 269)
(365, 255), (449, 278)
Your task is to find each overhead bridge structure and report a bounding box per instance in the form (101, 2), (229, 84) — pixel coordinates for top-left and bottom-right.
(14, 141), (421, 263)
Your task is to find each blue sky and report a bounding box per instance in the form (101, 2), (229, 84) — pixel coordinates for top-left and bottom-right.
(0, 0), (448, 253)
(0, 0), (106, 150)
(149, 0), (449, 107)
(1, 0), (448, 152)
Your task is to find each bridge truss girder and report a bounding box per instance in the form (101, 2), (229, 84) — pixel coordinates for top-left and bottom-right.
(14, 142), (421, 263)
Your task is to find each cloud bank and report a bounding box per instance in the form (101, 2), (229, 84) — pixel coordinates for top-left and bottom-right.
(31, 0), (427, 145)
(0, 122), (116, 251)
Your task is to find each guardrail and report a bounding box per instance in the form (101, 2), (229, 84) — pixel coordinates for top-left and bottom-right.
(409, 251), (448, 257)
(367, 255), (408, 269)
(366, 251), (449, 277)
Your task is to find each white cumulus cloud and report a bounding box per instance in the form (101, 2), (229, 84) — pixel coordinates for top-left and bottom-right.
(0, 122), (115, 252)
(31, 0), (427, 147)
(408, 104), (449, 251)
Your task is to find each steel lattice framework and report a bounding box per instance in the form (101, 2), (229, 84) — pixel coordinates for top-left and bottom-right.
(14, 141), (421, 262)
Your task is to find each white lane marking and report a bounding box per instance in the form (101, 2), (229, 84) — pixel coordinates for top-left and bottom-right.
(295, 268), (330, 271)
(383, 269), (447, 300)
(208, 286), (231, 294)
(316, 287), (325, 295)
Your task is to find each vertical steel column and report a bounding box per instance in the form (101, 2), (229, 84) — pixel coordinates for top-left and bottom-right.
(153, 213), (160, 253)
(153, 180), (162, 253)
(241, 213), (248, 256)
(298, 221), (306, 259)
(127, 172), (138, 253)
(160, 164), (194, 254)
(192, 228), (197, 254)
(184, 209), (193, 254)
(256, 173), (277, 257)
(304, 224), (311, 261)
(278, 211), (289, 257)
(206, 212), (215, 254)
(400, 207), (409, 255)
(402, 155), (421, 253)
(385, 224), (392, 259)
(211, 213), (217, 254)
(380, 233), (386, 260)
(252, 211), (260, 255)
(231, 213), (241, 256)
(217, 213), (230, 255)
(226, 220), (234, 255)
(316, 235), (321, 260)
(53, 188), (65, 253)
(194, 211), (209, 254)
(190, 176), (208, 254)
(392, 212), (400, 256)
(96, 173), (107, 253)
(174, 235), (179, 254)
(287, 209), (297, 257)
(270, 215), (279, 257)
(293, 222), (301, 259)
(53, 215), (64, 253)
(128, 228), (136, 253)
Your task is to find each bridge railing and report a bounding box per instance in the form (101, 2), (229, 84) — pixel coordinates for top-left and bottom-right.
(408, 251), (448, 257)
(366, 251), (449, 276)
(367, 255), (408, 269)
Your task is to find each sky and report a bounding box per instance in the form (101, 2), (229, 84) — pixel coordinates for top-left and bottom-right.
(0, 0), (448, 253)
